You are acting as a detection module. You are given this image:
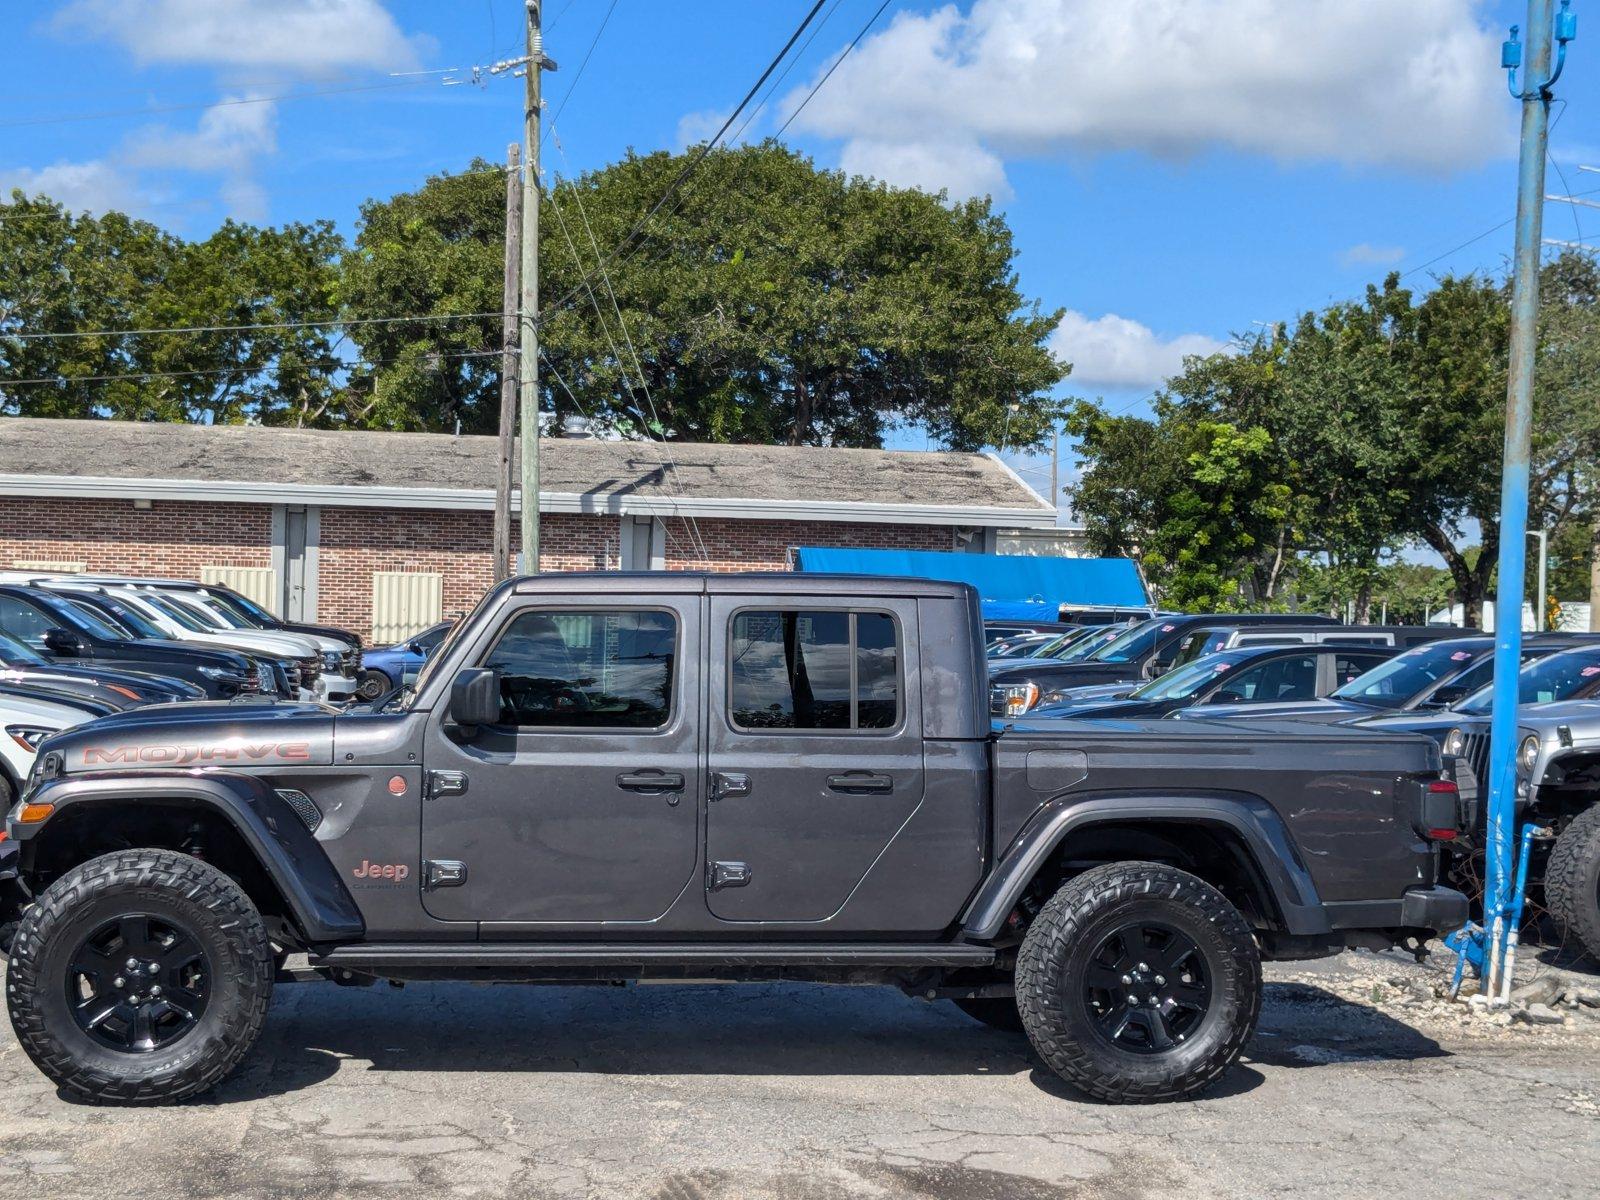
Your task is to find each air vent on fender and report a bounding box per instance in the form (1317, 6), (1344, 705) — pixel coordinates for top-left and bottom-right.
(274, 788), (323, 833)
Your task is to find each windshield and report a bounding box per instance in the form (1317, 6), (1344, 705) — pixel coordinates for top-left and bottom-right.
(77, 596), (163, 639)
(210, 588), (275, 625)
(1332, 641), (1484, 708)
(394, 607), (485, 709)
(47, 594), (133, 641)
(1170, 628), (1232, 669)
(1129, 654), (1240, 700)
(1459, 647), (1600, 713)
(1051, 626), (1122, 661)
(1089, 618), (1170, 664)
(140, 592), (210, 632)
(0, 629), (49, 665)
(176, 595), (245, 630)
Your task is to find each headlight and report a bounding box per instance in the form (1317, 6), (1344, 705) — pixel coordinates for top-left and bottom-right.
(1517, 734), (1541, 778)
(6, 725), (52, 752)
(1443, 728), (1466, 757)
(1003, 682), (1040, 718)
(196, 665), (240, 681)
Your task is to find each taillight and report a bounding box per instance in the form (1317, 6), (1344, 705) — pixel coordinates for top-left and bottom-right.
(1418, 778), (1462, 841)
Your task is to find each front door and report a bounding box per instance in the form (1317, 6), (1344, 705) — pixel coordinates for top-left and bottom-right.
(420, 596), (702, 926)
(704, 595), (925, 922)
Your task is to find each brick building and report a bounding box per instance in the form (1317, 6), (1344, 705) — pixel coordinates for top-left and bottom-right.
(0, 418), (1055, 642)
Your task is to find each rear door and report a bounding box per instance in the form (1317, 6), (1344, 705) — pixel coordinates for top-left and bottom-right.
(703, 593), (924, 922)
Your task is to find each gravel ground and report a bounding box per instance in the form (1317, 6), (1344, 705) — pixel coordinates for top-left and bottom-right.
(0, 947), (1597, 1200)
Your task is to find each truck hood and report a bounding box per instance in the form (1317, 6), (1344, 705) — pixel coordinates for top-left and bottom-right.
(1172, 698), (1368, 723)
(39, 701), (336, 774)
(990, 661), (1140, 687)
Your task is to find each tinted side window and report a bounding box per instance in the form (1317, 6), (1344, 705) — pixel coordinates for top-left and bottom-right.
(484, 609), (676, 729)
(729, 610), (900, 731)
(1335, 652), (1389, 685)
(1214, 655), (1318, 703)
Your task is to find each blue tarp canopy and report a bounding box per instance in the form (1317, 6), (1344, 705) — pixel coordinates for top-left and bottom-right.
(792, 547), (1148, 616)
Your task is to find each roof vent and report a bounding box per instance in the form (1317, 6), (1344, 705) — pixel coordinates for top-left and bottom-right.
(561, 415), (595, 439)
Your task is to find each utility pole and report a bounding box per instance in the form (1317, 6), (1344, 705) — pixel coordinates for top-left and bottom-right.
(493, 142), (522, 582)
(1049, 425), (1059, 522)
(517, 0), (554, 573)
(1480, 0), (1577, 1001)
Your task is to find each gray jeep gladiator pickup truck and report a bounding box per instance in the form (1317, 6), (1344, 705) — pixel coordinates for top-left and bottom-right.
(3, 574), (1467, 1105)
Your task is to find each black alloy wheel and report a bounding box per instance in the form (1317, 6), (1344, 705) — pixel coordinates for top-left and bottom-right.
(1080, 920), (1211, 1053)
(66, 913), (211, 1053)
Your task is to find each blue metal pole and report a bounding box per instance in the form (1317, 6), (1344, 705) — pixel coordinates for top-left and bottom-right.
(1485, 0), (1557, 996)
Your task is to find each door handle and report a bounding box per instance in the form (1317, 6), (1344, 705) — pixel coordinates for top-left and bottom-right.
(617, 770), (685, 794)
(709, 771), (751, 801)
(827, 772), (894, 794)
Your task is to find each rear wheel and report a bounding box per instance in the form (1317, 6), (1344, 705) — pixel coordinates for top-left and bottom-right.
(1016, 861), (1261, 1104)
(1547, 806), (1600, 961)
(950, 996), (1025, 1032)
(6, 849), (273, 1104)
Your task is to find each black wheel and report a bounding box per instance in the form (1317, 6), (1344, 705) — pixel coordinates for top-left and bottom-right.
(1547, 806), (1600, 961)
(6, 849), (274, 1104)
(950, 996), (1026, 1033)
(355, 669), (392, 702)
(1016, 861), (1261, 1104)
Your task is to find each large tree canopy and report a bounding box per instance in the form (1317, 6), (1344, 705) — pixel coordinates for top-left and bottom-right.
(340, 142), (1067, 448)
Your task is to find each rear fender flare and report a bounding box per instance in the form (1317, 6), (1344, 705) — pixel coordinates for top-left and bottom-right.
(13, 770), (365, 944)
(961, 791), (1329, 940)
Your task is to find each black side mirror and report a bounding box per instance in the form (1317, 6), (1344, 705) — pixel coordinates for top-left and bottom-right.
(1426, 685), (1467, 709)
(449, 667), (502, 732)
(406, 641), (424, 655)
(42, 627), (82, 656)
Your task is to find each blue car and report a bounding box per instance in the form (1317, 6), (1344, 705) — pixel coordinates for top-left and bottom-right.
(355, 620), (453, 701)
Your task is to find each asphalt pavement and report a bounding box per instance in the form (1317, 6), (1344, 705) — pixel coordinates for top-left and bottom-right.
(0, 949), (1597, 1199)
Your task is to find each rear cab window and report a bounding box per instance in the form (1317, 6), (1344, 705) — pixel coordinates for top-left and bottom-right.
(728, 609), (901, 732)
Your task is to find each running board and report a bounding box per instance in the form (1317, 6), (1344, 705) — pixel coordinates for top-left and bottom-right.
(311, 942), (995, 971)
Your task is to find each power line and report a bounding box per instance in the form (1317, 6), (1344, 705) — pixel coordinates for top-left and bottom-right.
(772, 0), (895, 139)
(0, 348), (501, 389)
(4, 309), (502, 343)
(541, 0), (619, 144)
(540, 0), (829, 320)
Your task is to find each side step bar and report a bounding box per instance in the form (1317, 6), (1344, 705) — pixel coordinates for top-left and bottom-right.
(311, 942), (996, 971)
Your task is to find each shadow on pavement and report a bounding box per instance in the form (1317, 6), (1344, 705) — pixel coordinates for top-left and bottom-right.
(1247, 981), (1449, 1069)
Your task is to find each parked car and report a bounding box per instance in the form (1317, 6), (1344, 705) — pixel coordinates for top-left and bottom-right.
(356, 620), (453, 701)
(987, 631), (1061, 659)
(1353, 643), (1600, 962)
(2, 574), (1466, 1105)
(1029, 644), (1400, 720)
(1172, 633), (1593, 725)
(82, 576), (363, 651)
(989, 612), (1339, 717)
(0, 629), (204, 709)
(984, 620), (1077, 645)
(1165, 624), (1455, 671)
(0, 585), (270, 700)
(42, 583), (322, 699)
(0, 690), (105, 807)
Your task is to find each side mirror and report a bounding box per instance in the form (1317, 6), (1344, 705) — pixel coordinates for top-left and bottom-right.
(406, 641), (424, 656)
(42, 627), (82, 656)
(1426, 685), (1467, 709)
(1145, 657), (1172, 679)
(448, 667), (502, 732)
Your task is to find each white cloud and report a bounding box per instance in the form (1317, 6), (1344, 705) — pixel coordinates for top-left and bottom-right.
(786, 0), (1509, 199)
(1050, 311), (1227, 388)
(0, 160), (140, 216)
(125, 98), (279, 221)
(675, 109), (732, 150)
(1340, 242), (1407, 267)
(54, 0), (423, 74)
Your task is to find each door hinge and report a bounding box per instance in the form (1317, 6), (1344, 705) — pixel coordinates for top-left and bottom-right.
(708, 860), (752, 891)
(425, 770), (467, 801)
(424, 859), (468, 890)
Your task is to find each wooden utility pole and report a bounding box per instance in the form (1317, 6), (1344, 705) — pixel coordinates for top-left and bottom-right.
(517, 0), (551, 573)
(493, 142), (522, 582)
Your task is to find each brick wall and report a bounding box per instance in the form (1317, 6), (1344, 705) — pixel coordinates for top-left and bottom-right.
(0, 497), (960, 641)
(0, 496), (272, 576)
(657, 516), (955, 572)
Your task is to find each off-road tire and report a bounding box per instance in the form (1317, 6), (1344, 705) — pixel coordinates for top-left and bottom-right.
(951, 996), (1026, 1033)
(1547, 806), (1600, 961)
(1015, 861), (1261, 1104)
(7, 849), (274, 1104)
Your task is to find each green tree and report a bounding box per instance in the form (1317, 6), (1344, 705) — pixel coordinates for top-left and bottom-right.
(341, 144), (1067, 448)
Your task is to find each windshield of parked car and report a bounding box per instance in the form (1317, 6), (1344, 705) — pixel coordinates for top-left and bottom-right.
(1458, 646), (1600, 713)
(0, 628), (50, 665)
(69, 595), (162, 639)
(210, 588), (274, 626)
(1049, 625), (1122, 661)
(1129, 653), (1245, 700)
(413, 622), (452, 653)
(139, 592), (210, 632)
(1332, 640), (1485, 708)
(162, 595), (233, 630)
(42, 593), (132, 641)
(1169, 628), (1233, 669)
(1088, 618), (1170, 664)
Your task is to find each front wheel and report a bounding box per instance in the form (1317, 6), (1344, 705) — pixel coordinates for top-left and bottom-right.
(355, 668), (393, 702)
(1546, 806), (1600, 961)
(1016, 861), (1261, 1104)
(7, 849), (274, 1104)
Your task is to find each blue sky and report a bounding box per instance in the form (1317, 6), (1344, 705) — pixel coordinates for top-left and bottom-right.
(3, 1), (1595, 516)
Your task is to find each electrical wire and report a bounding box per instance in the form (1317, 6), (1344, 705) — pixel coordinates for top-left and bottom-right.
(541, 0), (619, 146)
(0, 348), (501, 389)
(4, 309), (502, 343)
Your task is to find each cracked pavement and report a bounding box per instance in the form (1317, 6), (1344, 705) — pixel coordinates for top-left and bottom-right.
(0, 950), (1597, 1199)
